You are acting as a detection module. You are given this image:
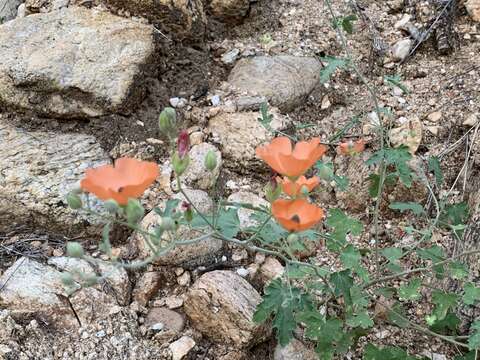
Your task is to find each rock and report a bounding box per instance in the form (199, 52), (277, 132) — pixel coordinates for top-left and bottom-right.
(211, 95), (221, 106)
(145, 307), (185, 334)
(184, 270), (270, 348)
(258, 257), (284, 283)
(466, 0), (480, 22)
(177, 271), (191, 286)
(132, 272), (162, 306)
(0, 7), (155, 118)
(274, 339), (317, 360)
(425, 125), (440, 136)
(165, 295), (184, 309)
(0, 121), (108, 235)
(133, 190), (223, 266)
(175, 143), (222, 190)
(388, 117), (423, 154)
(170, 97), (188, 108)
(222, 49), (241, 64)
(0, 0), (22, 23)
(210, 0), (249, 21)
(421, 351), (448, 360)
(320, 95), (331, 110)
(394, 14), (411, 29)
(0, 257), (123, 329)
(227, 191), (269, 229)
(48, 257), (130, 306)
(228, 56), (322, 111)
(236, 268), (249, 277)
(208, 110), (289, 168)
(427, 111), (442, 122)
(391, 39), (413, 62)
(463, 113), (478, 127)
(169, 336), (196, 360)
(16, 3), (27, 18)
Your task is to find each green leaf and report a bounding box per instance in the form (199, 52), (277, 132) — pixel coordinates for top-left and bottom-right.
(384, 74), (410, 95)
(454, 351), (476, 360)
(363, 344), (421, 360)
(398, 278), (422, 301)
(440, 202), (469, 237)
(350, 286), (369, 309)
(215, 207), (240, 239)
(155, 199), (181, 217)
(428, 156), (443, 187)
(341, 14), (358, 34)
(98, 223), (112, 255)
(340, 245), (369, 281)
(346, 311), (374, 329)
(429, 312), (460, 333)
(381, 247), (403, 262)
(468, 321), (480, 350)
(257, 102), (273, 129)
(389, 202), (425, 216)
(463, 283), (480, 305)
(367, 146), (414, 188)
(417, 245), (446, 278)
(326, 208), (363, 245)
(253, 279), (313, 347)
(449, 261), (469, 280)
(319, 56), (348, 83)
(375, 287), (396, 299)
(431, 290), (459, 321)
(387, 303), (410, 328)
(330, 270), (354, 306)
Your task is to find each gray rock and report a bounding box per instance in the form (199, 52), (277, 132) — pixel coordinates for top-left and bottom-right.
(0, 0), (22, 23)
(133, 189), (223, 266)
(228, 56), (321, 111)
(170, 97), (188, 108)
(210, 0), (249, 20)
(0, 257), (123, 329)
(169, 336), (196, 360)
(208, 109), (290, 169)
(0, 120), (108, 235)
(227, 191), (268, 229)
(132, 271), (162, 306)
(466, 0), (480, 22)
(391, 38), (413, 62)
(221, 49), (240, 64)
(16, 3), (26, 17)
(184, 270), (270, 348)
(274, 339), (317, 360)
(144, 307), (185, 334)
(0, 7), (155, 118)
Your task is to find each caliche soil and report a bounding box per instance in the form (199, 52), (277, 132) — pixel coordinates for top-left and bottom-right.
(1, 0), (480, 359)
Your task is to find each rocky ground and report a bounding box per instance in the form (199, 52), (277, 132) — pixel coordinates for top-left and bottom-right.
(1, 0), (480, 358)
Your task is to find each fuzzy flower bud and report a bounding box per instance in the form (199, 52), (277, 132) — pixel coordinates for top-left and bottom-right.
(158, 107), (177, 138)
(66, 192), (82, 209)
(126, 198), (144, 225)
(177, 130), (190, 159)
(204, 150), (217, 172)
(66, 242), (84, 258)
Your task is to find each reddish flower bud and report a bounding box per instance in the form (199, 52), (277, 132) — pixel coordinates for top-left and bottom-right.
(177, 130), (190, 159)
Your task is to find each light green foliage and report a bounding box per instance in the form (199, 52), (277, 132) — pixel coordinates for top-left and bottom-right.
(387, 303), (410, 328)
(326, 208), (363, 250)
(319, 56), (348, 83)
(257, 102), (273, 129)
(448, 261), (469, 280)
(126, 199), (144, 225)
(253, 279), (313, 346)
(346, 311), (374, 329)
(429, 312), (460, 333)
(463, 283), (480, 305)
(330, 270), (354, 306)
(431, 290), (459, 322)
(340, 245), (369, 281)
(439, 202), (469, 237)
(389, 202), (425, 216)
(191, 206), (240, 239)
(363, 344), (425, 360)
(428, 156), (443, 187)
(384, 74), (410, 95)
(333, 14), (358, 34)
(468, 321), (480, 350)
(398, 278), (422, 301)
(367, 146), (415, 189)
(316, 161), (349, 191)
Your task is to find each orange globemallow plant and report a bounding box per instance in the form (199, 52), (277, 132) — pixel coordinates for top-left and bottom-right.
(256, 137), (327, 178)
(277, 175), (320, 197)
(80, 157), (159, 205)
(271, 199), (325, 232)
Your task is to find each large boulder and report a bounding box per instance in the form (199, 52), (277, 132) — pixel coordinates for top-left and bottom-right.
(0, 0), (22, 23)
(0, 257), (129, 329)
(0, 7), (156, 118)
(208, 110), (290, 169)
(0, 121), (108, 235)
(133, 189), (223, 266)
(228, 56), (322, 112)
(184, 270), (270, 348)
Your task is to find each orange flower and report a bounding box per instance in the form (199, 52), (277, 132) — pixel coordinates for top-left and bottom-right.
(337, 139), (366, 156)
(271, 199), (325, 232)
(256, 137), (327, 177)
(80, 157), (159, 205)
(277, 175), (320, 197)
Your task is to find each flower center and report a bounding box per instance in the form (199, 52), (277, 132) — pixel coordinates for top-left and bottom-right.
(290, 214), (301, 223)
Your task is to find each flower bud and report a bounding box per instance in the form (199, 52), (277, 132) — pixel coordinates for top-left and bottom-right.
(104, 199), (120, 214)
(300, 185), (310, 196)
(159, 216), (175, 231)
(66, 242), (84, 258)
(66, 192), (82, 209)
(182, 202), (193, 222)
(287, 233), (299, 244)
(265, 177), (282, 203)
(83, 274), (98, 287)
(204, 150), (217, 171)
(172, 152), (190, 176)
(317, 163), (333, 181)
(126, 199), (144, 225)
(158, 107), (177, 137)
(177, 130), (190, 159)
